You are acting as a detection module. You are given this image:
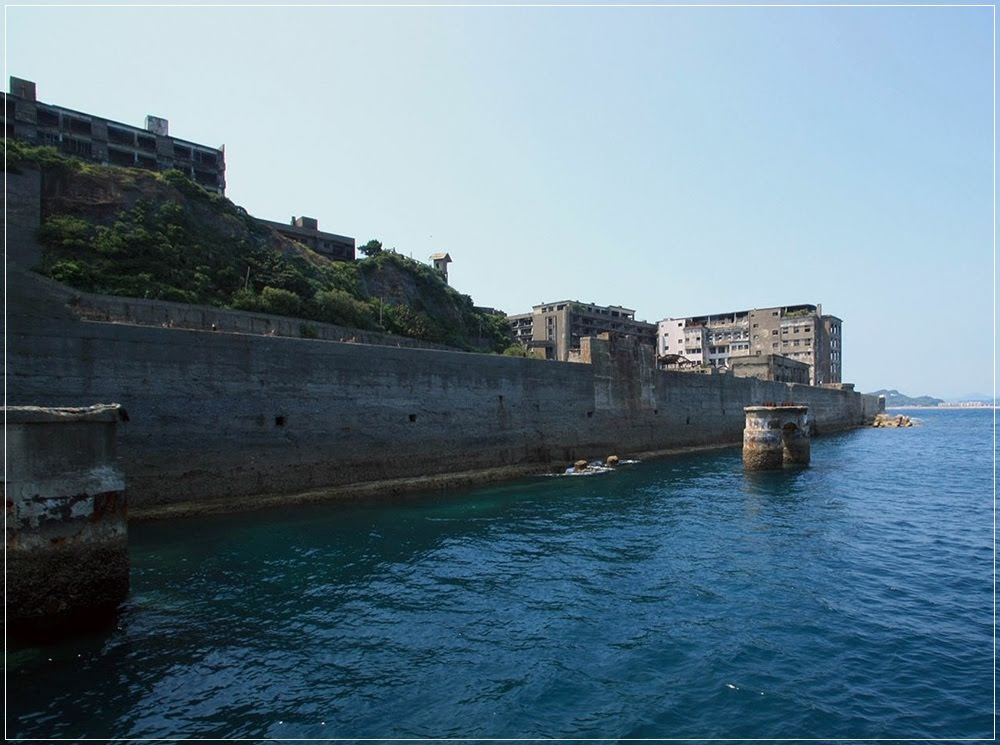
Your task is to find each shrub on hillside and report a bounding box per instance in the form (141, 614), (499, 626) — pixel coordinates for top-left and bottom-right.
(313, 288), (378, 330)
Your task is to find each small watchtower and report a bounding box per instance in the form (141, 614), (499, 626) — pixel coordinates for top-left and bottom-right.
(430, 252), (452, 284)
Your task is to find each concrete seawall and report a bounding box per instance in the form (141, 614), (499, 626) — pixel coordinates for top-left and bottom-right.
(5, 404), (129, 632)
(8, 272), (882, 517)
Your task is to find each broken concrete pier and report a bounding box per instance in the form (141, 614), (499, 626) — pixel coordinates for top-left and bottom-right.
(5, 404), (128, 635)
(743, 405), (811, 471)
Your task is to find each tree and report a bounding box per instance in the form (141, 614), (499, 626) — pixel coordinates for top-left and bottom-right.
(359, 239), (383, 258)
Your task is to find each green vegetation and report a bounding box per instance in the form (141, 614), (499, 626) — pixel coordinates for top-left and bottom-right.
(6, 139), (102, 175)
(502, 343), (532, 357)
(7, 140), (513, 352)
(358, 239), (383, 257)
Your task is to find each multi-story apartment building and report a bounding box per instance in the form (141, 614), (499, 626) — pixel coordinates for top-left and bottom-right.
(508, 300), (657, 361)
(4, 77), (226, 193)
(657, 304), (842, 385)
(258, 216), (355, 262)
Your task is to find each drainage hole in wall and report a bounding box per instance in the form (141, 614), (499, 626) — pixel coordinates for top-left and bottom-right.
(587, 411), (594, 418)
(275, 416), (287, 427)
(409, 414), (417, 423)
(686, 416), (691, 425)
(653, 409), (658, 415)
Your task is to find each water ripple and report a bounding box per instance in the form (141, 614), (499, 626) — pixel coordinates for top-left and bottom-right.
(8, 409), (994, 739)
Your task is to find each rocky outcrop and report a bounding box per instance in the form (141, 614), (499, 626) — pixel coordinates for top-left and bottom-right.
(872, 413), (915, 428)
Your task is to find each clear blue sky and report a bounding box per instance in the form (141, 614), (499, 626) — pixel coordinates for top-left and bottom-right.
(5, 4), (994, 399)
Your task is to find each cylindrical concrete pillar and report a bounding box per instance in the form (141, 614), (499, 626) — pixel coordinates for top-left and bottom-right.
(781, 410), (811, 466)
(743, 408), (785, 470)
(743, 405), (810, 471)
(5, 404), (128, 636)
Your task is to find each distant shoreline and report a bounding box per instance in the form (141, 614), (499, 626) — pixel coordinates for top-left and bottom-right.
(886, 405), (996, 410)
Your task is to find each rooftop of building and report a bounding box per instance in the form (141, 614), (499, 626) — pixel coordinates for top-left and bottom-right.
(532, 300), (638, 315)
(731, 353), (810, 369)
(257, 217), (353, 244)
(7, 76), (224, 155)
(659, 304), (824, 325)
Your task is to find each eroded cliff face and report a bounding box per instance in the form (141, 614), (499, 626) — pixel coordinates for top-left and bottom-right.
(6, 142), (511, 351)
(36, 161), (320, 266)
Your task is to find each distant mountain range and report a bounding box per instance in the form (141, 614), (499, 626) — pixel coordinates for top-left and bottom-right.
(865, 389), (945, 407)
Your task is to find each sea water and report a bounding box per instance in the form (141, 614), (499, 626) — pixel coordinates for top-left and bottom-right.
(7, 408), (994, 738)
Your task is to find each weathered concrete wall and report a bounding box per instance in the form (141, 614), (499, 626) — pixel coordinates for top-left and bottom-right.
(7, 273), (880, 514)
(5, 405), (128, 633)
(3, 167), (44, 269)
(21, 269), (456, 352)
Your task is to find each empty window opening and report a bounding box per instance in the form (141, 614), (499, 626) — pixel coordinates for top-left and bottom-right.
(37, 109), (59, 127)
(107, 148), (134, 167)
(108, 126), (135, 146)
(61, 138), (92, 157)
(66, 117), (91, 135)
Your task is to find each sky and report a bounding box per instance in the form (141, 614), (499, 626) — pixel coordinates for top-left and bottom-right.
(5, 3), (994, 399)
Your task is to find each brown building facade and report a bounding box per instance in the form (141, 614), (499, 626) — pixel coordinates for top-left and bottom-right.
(509, 300), (657, 361)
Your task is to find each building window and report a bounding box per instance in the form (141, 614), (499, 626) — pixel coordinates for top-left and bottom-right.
(66, 116), (91, 136)
(107, 147), (134, 167)
(37, 108), (59, 127)
(107, 126), (135, 146)
(61, 137), (92, 157)
(195, 150), (218, 166)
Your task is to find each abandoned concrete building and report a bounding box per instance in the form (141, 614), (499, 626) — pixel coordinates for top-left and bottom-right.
(258, 216), (355, 263)
(4, 77), (226, 194)
(657, 304), (842, 385)
(729, 354), (811, 385)
(508, 300), (657, 361)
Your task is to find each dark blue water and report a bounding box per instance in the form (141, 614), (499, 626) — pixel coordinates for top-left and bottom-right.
(8, 408), (995, 739)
